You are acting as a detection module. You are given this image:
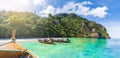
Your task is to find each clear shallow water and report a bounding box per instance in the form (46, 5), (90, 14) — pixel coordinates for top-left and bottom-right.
(19, 38), (120, 58)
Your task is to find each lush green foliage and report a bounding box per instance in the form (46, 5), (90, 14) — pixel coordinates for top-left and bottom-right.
(0, 11), (110, 38)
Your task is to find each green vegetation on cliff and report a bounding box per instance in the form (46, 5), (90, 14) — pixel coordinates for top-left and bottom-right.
(0, 11), (110, 38)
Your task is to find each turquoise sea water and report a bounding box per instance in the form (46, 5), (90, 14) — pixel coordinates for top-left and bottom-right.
(20, 38), (120, 58)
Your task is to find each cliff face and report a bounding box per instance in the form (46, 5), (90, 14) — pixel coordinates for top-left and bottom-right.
(45, 13), (110, 38)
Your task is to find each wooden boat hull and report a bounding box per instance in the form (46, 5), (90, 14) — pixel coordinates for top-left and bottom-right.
(0, 42), (37, 58)
(50, 38), (70, 43)
(0, 50), (24, 58)
(38, 39), (54, 44)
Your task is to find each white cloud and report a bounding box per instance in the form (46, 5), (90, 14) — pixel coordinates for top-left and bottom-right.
(89, 6), (108, 18)
(33, 0), (46, 6)
(0, 0), (29, 11)
(81, 1), (92, 5)
(0, 0), (46, 12)
(10, 0), (29, 5)
(39, 5), (56, 17)
(0, 0), (108, 18)
(39, 1), (108, 18)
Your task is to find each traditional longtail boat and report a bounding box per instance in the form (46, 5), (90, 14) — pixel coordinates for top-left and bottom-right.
(0, 29), (37, 58)
(0, 42), (37, 58)
(38, 38), (70, 44)
(38, 38), (54, 44)
(50, 38), (70, 43)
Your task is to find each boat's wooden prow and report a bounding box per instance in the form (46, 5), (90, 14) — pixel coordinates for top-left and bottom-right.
(0, 42), (37, 58)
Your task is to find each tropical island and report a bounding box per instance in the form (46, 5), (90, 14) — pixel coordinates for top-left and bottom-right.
(1, 0), (120, 58)
(0, 11), (110, 38)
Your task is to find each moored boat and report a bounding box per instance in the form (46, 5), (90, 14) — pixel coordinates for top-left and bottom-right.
(38, 38), (54, 44)
(50, 38), (70, 43)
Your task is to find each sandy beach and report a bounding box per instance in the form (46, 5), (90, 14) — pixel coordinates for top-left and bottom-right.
(0, 38), (37, 44)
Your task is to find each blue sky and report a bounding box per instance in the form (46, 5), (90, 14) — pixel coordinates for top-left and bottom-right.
(0, 0), (120, 38)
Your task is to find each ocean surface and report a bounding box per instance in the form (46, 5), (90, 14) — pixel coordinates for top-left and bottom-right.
(19, 38), (120, 58)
